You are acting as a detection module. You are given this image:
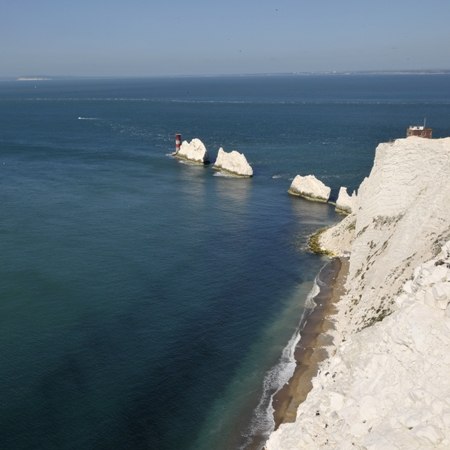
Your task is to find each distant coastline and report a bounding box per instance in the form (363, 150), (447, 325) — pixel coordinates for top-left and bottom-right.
(1, 70), (449, 82)
(16, 77), (52, 81)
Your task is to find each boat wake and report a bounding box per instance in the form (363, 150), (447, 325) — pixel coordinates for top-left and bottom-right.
(271, 173), (290, 180)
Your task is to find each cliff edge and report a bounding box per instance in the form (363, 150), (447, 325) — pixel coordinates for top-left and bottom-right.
(267, 137), (450, 449)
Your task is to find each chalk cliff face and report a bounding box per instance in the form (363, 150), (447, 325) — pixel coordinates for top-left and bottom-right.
(288, 175), (331, 202)
(320, 137), (450, 334)
(213, 148), (253, 177)
(267, 137), (450, 449)
(176, 138), (209, 164)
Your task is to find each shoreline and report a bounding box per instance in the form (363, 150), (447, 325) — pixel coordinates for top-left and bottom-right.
(271, 256), (349, 428)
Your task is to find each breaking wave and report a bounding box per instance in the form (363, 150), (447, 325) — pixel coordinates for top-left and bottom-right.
(271, 173), (291, 180)
(213, 171), (240, 178)
(240, 278), (321, 449)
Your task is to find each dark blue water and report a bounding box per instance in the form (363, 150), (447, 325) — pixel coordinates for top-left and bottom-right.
(1, 75), (450, 450)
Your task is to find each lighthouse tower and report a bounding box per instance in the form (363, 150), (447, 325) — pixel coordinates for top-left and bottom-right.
(175, 133), (182, 153)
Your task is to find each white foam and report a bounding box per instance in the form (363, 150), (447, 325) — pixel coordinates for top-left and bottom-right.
(77, 117), (98, 120)
(240, 277), (321, 448)
(177, 159), (203, 166)
(213, 171), (238, 178)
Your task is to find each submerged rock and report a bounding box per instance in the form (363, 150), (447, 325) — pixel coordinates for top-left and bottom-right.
(335, 186), (357, 214)
(175, 138), (209, 164)
(288, 175), (331, 202)
(213, 148), (253, 177)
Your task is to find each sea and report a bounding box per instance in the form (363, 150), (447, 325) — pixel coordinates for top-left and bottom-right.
(1, 74), (450, 450)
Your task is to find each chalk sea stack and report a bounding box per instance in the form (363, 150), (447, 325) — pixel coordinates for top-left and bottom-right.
(213, 148), (253, 177)
(175, 138), (210, 164)
(335, 186), (357, 214)
(288, 174), (331, 202)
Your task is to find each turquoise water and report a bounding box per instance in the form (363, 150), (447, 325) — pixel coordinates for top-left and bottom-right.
(1, 75), (450, 450)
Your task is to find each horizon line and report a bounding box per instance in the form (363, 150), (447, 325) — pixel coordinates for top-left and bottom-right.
(3, 69), (450, 81)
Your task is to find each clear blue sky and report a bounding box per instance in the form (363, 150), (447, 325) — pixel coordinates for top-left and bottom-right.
(2, 0), (450, 77)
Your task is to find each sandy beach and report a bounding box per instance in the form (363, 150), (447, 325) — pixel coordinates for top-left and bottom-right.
(272, 257), (349, 428)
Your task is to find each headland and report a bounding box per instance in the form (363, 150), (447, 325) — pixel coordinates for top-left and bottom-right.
(266, 137), (450, 449)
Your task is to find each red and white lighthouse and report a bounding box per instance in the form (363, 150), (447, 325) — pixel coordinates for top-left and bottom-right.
(175, 133), (182, 153)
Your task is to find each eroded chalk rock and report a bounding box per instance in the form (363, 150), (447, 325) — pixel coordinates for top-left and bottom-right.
(336, 186), (357, 214)
(288, 175), (331, 202)
(213, 148), (253, 177)
(175, 138), (209, 164)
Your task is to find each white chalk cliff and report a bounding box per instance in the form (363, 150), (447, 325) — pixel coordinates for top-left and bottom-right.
(213, 148), (253, 177)
(335, 186), (357, 214)
(288, 175), (331, 202)
(267, 137), (450, 449)
(175, 138), (209, 164)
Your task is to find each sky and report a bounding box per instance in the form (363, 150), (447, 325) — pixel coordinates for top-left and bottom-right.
(1, 0), (450, 77)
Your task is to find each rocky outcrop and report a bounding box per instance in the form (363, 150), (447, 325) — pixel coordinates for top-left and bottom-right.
(319, 137), (450, 333)
(267, 243), (450, 449)
(213, 148), (253, 177)
(267, 137), (450, 449)
(174, 138), (209, 164)
(335, 186), (357, 214)
(288, 175), (331, 202)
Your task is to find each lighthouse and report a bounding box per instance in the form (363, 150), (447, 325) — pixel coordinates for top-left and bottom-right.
(175, 133), (182, 153)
